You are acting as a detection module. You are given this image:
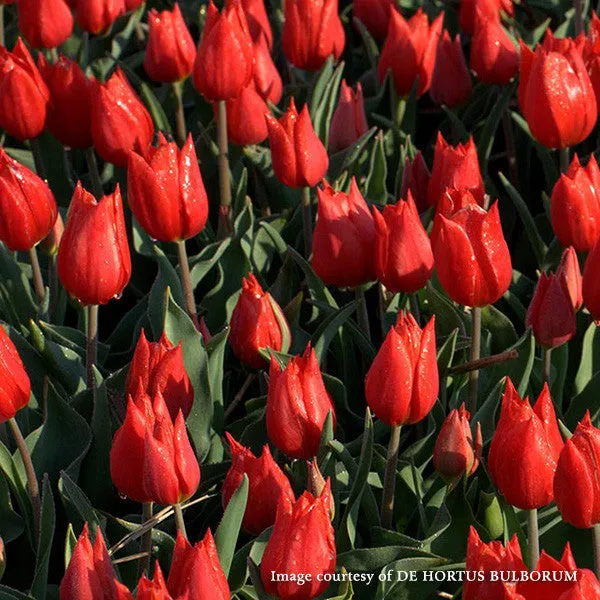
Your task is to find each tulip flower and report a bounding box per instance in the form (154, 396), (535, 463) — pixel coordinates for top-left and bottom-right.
(18, 0), (73, 49)
(372, 192), (434, 293)
(75, 0), (125, 34)
(222, 433), (295, 534)
(260, 481), (336, 600)
(583, 236), (600, 322)
(312, 178), (376, 288)
(229, 273), (290, 369)
(0, 325), (31, 423)
(430, 30), (473, 107)
(282, 0), (345, 72)
(488, 379), (563, 509)
(136, 562), (170, 600)
(253, 32), (282, 104)
(459, 0), (514, 36)
(399, 152), (430, 214)
(267, 344), (336, 459)
(0, 39), (49, 142)
(584, 12), (600, 106)
(124, 0), (142, 9)
(377, 8), (443, 97)
(241, 0), (272, 46)
(557, 246), (583, 311)
(220, 83), (269, 146)
(353, 0), (392, 41)
(328, 80), (369, 153)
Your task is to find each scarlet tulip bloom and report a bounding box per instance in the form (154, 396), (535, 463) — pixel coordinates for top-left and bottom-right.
(0, 325), (31, 423)
(365, 312), (438, 426)
(125, 0), (142, 9)
(459, 0), (514, 37)
(353, 0), (392, 41)
(265, 98), (329, 188)
(167, 530), (230, 600)
(75, 0), (125, 34)
(0, 39), (49, 142)
(91, 67), (154, 167)
(282, 0), (345, 72)
(220, 84), (269, 146)
(427, 133), (484, 208)
(372, 192), (434, 293)
(584, 13), (600, 106)
(222, 433), (295, 535)
(57, 183), (131, 306)
(488, 379), (563, 509)
(242, 0), (272, 46)
(38, 54), (93, 149)
(583, 237), (600, 322)
(253, 32), (282, 104)
(229, 273), (290, 369)
(312, 178), (376, 288)
(0, 147), (57, 251)
(136, 562), (170, 600)
(557, 246), (583, 311)
(550, 153), (600, 252)
(261, 481), (336, 600)
(127, 133), (208, 242)
(144, 4), (195, 83)
(18, 0), (73, 49)
(192, 0), (254, 102)
(377, 8), (443, 97)
(267, 344), (336, 459)
(328, 80), (368, 154)
(399, 152), (430, 214)
(430, 31), (473, 107)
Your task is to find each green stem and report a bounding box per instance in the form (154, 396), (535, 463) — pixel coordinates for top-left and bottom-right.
(176, 240), (199, 329)
(378, 283), (387, 338)
(543, 347), (552, 385)
(574, 0), (583, 36)
(559, 147), (570, 174)
(30, 138), (46, 180)
(0, 6), (4, 47)
(216, 100), (232, 239)
(302, 186), (313, 258)
(138, 502), (153, 577)
(48, 255), (58, 321)
(593, 524), (600, 580)
(172, 82), (187, 148)
(355, 288), (371, 341)
(173, 503), (187, 539)
(85, 148), (103, 199)
(28, 247), (46, 308)
(449, 349), (518, 376)
(86, 304), (98, 390)
(381, 425), (401, 529)
(410, 293), (421, 325)
(467, 307), (482, 415)
(527, 508), (539, 569)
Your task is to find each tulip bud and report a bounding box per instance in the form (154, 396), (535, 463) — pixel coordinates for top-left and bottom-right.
(260, 480), (336, 600)
(430, 31), (473, 107)
(167, 530), (230, 600)
(0, 325), (31, 423)
(229, 273), (290, 369)
(136, 562), (170, 600)
(0, 147), (58, 251)
(488, 379), (563, 509)
(312, 178), (376, 288)
(0, 39), (49, 141)
(557, 246), (583, 311)
(267, 344), (336, 459)
(372, 192), (434, 293)
(219, 83), (269, 146)
(365, 312), (438, 426)
(75, 0), (126, 35)
(353, 0), (392, 41)
(459, 0), (514, 36)
(18, 0), (73, 49)
(91, 67), (154, 167)
(57, 182), (131, 306)
(400, 152), (430, 214)
(252, 31), (282, 104)
(328, 80), (368, 154)
(127, 133), (208, 242)
(265, 98), (329, 188)
(282, 0), (345, 72)
(192, 0), (254, 102)
(377, 8), (443, 97)
(38, 54), (94, 149)
(144, 4), (195, 83)
(222, 433), (295, 535)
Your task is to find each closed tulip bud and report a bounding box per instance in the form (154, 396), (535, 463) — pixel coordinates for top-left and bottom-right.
(557, 246), (583, 311)
(267, 344), (336, 459)
(75, 0), (125, 34)
(282, 0), (344, 72)
(127, 133), (208, 242)
(229, 273), (290, 369)
(0, 147), (57, 251)
(136, 562), (170, 600)
(0, 39), (49, 142)
(353, 0), (392, 41)
(328, 80), (368, 154)
(0, 325), (31, 423)
(253, 32), (282, 104)
(219, 84), (269, 146)
(312, 178), (376, 288)
(583, 236), (600, 322)
(126, 329), (194, 421)
(242, 0), (272, 46)
(192, 0), (254, 102)
(167, 530), (230, 600)
(372, 192), (434, 293)
(400, 152), (430, 214)
(377, 8), (443, 97)
(430, 31), (473, 107)
(144, 4), (195, 83)
(459, 0), (514, 36)
(427, 132), (484, 208)
(18, 0), (73, 49)
(488, 379), (563, 509)
(365, 312), (438, 426)
(222, 433), (295, 535)
(265, 98), (329, 188)
(260, 480), (336, 600)
(57, 182), (131, 306)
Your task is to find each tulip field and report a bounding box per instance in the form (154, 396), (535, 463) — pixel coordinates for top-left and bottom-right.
(2, 0), (600, 598)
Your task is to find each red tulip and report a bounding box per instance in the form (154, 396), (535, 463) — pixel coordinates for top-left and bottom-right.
(583, 236), (600, 322)
(222, 433), (295, 535)
(328, 80), (368, 153)
(459, 0), (514, 36)
(267, 344), (336, 459)
(282, 0), (345, 72)
(0, 325), (31, 423)
(0, 147), (57, 251)
(430, 30), (473, 107)
(312, 178), (376, 288)
(219, 83), (269, 146)
(557, 246), (583, 311)
(252, 31), (282, 104)
(377, 8), (443, 97)
(353, 0), (392, 41)
(260, 480), (336, 600)
(57, 182), (131, 306)
(18, 0), (73, 49)
(584, 12), (600, 107)
(192, 0), (254, 102)
(91, 67), (154, 167)
(136, 562), (171, 600)
(365, 312), (438, 426)
(75, 0), (126, 34)
(265, 98), (329, 188)
(372, 192), (434, 293)
(38, 54), (93, 149)
(127, 133), (208, 242)
(241, 0), (272, 46)
(125, 0), (142, 10)
(488, 379), (563, 509)
(0, 39), (49, 142)
(399, 152), (430, 214)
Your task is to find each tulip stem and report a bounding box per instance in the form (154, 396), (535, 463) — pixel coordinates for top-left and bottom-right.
(176, 240), (199, 329)
(527, 508), (539, 569)
(574, 0), (583, 36)
(501, 107), (519, 188)
(173, 503), (187, 539)
(48, 255), (58, 321)
(543, 347), (552, 385)
(216, 100), (233, 239)
(467, 307), (482, 415)
(593, 524), (600, 579)
(355, 288), (371, 341)
(449, 349), (518, 376)
(28, 247), (46, 309)
(86, 304), (98, 390)
(410, 293), (421, 325)
(559, 147), (570, 174)
(30, 138), (46, 180)
(138, 502), (153, 577)
(381, 424), (401, 529)
(302, 186), (313, 257)
(378, 283), (388, 338)
(0, 6), (4, 47)
(85, 148), (103, 200)
(172, 82), (187, 148)
(8, 418), (40, 538)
